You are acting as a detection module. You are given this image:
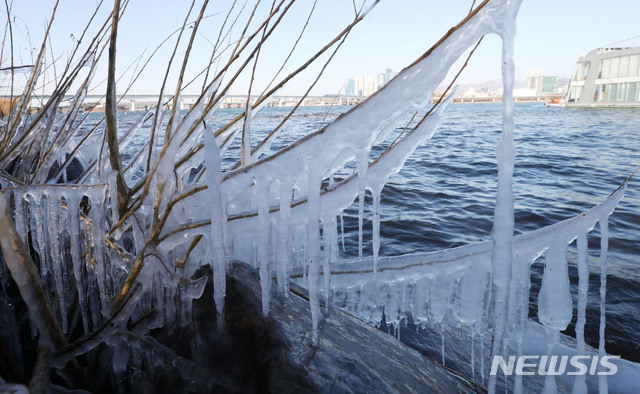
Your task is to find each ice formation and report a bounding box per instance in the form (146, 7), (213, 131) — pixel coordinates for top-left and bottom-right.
(0, 0), (632, 392)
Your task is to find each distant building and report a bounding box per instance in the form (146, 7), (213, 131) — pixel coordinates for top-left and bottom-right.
(345, 78), (355, 95)
(526, 69), (559, 94)
(565, 47), (640, 106)
(357, 75), (365, 96)
(385, 68), (397, 83)
(345, 69), (398, 97)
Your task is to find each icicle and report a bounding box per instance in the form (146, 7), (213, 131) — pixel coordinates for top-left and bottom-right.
(384, 280), (402, 327)
(538, 241), (571, 394)
(356, 149), (369, 259)
(88, 188), (109, 317)
(204, 126), (227, 327)
(428, 273), (450, 324)
(410, 276), (431, 323)
(357, 279), (387, 325)
(481, 334), (485, 384)
(68, 200), (91, 334)
(307, 168), (322, 344)
(13, 192), (27, 244)
(441, 325), (446, 365)
(471, 332), (475, 381)
(488, 1), (522, 392)
(598, 215), (610, 394)
(573, 232), (589, 393)
(47, 197), (69, 334)
(455, 261), (486, 325)
(541, 328), (559, 394)
(321, 218), (332, 310)
(512, 259), (530, 394)
(107, 171), (120, 229)
(277, 180), (293, 294)
(301, 225), (309, 288)
(80, 213), (101, 330)
(178, 276), (207, 327)
(241, 105), (252, 166)
(31, 196), (50, 281)
(257, 180), (271, 316)
(537, 241), (572, 330)
(339, 210), (345, 252)
(371, 185), (382, 275)
(330, 214), (339, 264)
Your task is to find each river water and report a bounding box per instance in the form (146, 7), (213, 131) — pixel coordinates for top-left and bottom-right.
(220, 102), (640, 364)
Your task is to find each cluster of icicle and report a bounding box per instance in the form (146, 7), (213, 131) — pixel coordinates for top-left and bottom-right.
(0, 0), (629, 392)
(206, 0), (626, 393)
(326, 186), (624, 392)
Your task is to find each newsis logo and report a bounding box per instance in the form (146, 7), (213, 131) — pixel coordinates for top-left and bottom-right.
(490, 355), (620, 376)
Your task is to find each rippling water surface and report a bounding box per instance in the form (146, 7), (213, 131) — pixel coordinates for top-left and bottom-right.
(253, 103), (640, 362)
(120, 102), (640, 361)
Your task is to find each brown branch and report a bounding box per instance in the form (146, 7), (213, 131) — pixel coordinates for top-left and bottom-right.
(165, 0), (205, 145)
(105, 0), (129, 217)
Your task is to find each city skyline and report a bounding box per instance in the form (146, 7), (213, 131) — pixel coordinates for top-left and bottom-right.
(344, 69), (398, 97)
(3, 1), (640, 96)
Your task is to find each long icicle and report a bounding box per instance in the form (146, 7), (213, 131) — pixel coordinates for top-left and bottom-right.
(307, 167), (322, 344)
(598, 215), (610, 394)
(257, 179), (272, 316)
(205, 126), (227, 328)
(488, 0), (522, 391)
(574, 232), (589, 393)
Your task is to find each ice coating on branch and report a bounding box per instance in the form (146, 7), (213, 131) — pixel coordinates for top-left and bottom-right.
(224, 87), (454, 341)
(204, 127), (227, 324)
(216, 0), (527, 346)
(145, 74), (222, 216)
(242, 105), (252, 166)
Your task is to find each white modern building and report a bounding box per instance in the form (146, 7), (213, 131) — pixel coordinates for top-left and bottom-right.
(566, 47), (640, 106)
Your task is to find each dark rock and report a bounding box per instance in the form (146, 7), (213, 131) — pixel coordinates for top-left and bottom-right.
(193, 262), (485, 393)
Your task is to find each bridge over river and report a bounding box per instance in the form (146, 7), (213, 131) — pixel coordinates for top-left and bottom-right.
(23, 94), (366, 113)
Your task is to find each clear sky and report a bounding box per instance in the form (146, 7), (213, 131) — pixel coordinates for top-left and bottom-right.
(3, 0), (640, 96)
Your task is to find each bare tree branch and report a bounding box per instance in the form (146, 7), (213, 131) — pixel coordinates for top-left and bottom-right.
(105, 0), (129, 217)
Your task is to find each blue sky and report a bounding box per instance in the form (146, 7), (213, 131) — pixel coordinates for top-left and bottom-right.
(4, 0), (640, 95)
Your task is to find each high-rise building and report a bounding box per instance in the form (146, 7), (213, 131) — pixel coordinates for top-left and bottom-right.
(365, 75), (375, 96)
(345, 78), (355, 95)
(357, 75), (365, 96)
(346, 69), (398, 97)
(526, 69), (558, 94)
(385, 68), (397, 83)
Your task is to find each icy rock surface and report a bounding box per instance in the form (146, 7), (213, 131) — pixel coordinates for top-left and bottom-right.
(213, 261), (485, 393)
